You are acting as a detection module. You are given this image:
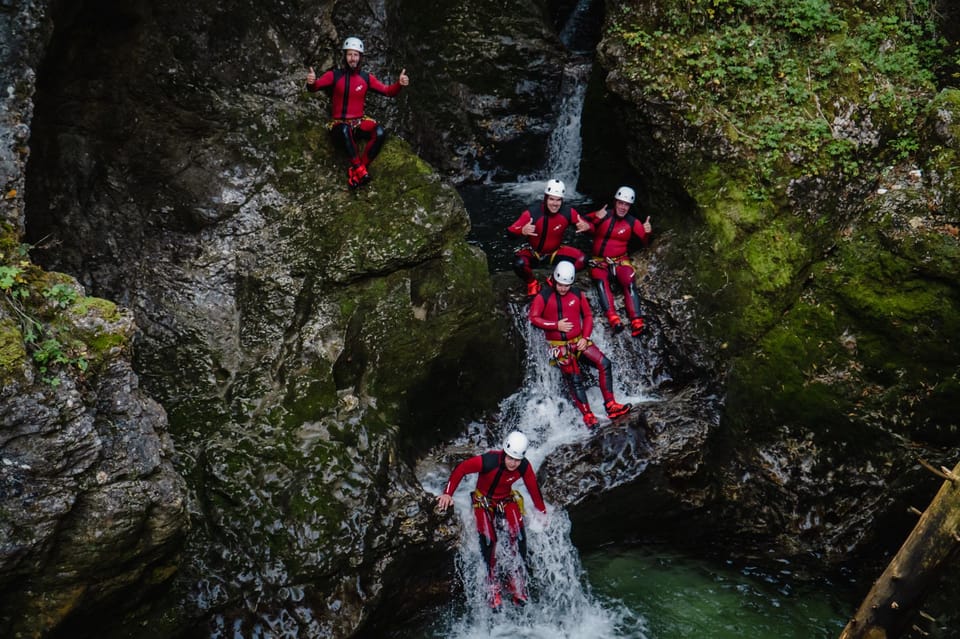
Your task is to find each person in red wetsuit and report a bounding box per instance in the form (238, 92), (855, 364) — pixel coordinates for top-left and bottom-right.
(529, 261), (632, 427)
(436, 431), (546, 610)
(507, 179), (592, 297)
(305, 37), (410, 188)
(586, 186), (653, 336)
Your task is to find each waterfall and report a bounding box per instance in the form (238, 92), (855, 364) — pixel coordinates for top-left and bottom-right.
(537, 0), (600, 193)
(461, 0), (603, 262)
(420, 4), (649, 630)
(541, 60), (591, 193)
(419, 294), (654, 638)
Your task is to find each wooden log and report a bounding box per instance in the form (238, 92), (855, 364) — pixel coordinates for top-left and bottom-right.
(839, 460), (960, 639)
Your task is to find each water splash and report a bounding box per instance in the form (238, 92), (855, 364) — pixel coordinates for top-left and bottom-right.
(425, 1), (656, 633)
(436, 509), (645, 639)
(421, 289), (654, 638)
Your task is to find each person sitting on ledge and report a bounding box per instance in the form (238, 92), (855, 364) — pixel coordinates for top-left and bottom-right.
(305, 36), (409, 189)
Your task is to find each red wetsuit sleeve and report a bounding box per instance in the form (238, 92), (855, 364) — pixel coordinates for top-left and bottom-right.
(367, 73), (402, 97)
(522, 464), (547, 513)
(443, 455), (484, 496)
(507, 210), (533, 236)
(570, 207), (592, 232)
(585, 208), (603, 225)
(307, 69), (336, 92)
(579, 290), (594, 339)
(631, 216), (650, 245)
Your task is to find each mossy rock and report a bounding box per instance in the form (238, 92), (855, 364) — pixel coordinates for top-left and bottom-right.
(922, 88), (960, 214)
(1, 244), (130, 382)
(288, 143), (466, 283)
(0, 313), (28, 378)
(725, 201), (960, 445)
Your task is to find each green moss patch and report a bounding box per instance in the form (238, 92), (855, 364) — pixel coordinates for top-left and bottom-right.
(0, 316), (27, 378)
(606, 0), (946, 196)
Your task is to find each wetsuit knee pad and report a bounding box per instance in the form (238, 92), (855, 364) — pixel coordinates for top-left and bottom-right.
(563, 371), (588, 403)
(582, 347), (611, 372)
(626, 281), (642, 310)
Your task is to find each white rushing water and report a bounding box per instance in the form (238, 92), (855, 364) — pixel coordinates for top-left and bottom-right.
(419, 298), (655, 639)
(540, 59), (592, 193)
(530, 0), (596, 194)
(418, 0), (659, 633)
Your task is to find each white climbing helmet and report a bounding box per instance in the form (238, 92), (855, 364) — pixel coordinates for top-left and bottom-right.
(342, 37), (365, 53)
(615, 186), (636, 204)
(553, 260), (576, 285)
(544, 179), (566, 198)
(503, 431), (529, 460)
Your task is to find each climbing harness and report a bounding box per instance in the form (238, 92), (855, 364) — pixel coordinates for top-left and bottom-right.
(327, 115), (375, 130)
(589, 254), (633, 272)
(547, 338), (592, 368)
(472, 489), (525, 517)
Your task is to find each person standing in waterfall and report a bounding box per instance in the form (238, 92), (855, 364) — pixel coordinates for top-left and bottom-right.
(304, 37), (409, 189)
(507, 179), (592, 297)
(585, 186), (653, 336)
(529, 261), (632, 427)
(435, 431), (547, 611)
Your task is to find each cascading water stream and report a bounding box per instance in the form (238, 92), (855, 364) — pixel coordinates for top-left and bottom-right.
(460, 0), (601, 276)
(421, 1), (656, 632)
(540, 60), (591, 192)
(418, 299), (653, 639)
(541, 0), (599, 192)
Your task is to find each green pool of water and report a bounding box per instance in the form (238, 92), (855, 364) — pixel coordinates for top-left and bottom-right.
(582, 545), (851, 639)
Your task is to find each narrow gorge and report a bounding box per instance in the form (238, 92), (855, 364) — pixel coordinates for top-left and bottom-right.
(2, 0), (959, 637)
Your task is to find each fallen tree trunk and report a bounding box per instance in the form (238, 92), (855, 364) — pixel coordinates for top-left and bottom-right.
(839, 459), (960, 639)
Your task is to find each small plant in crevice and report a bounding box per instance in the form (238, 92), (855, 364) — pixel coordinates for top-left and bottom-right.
(1, 242), (90, 386)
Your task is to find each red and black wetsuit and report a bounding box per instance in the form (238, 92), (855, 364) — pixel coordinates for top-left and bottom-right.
(306, 65), (402, 168)
(507, 199), (590, 284)
(529, 280), (618, 416)
(585, 209), (649, 322)
(442, 450), (546, 582)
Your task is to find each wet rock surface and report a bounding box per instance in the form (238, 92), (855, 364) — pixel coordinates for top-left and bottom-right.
(394, 0), (566, 182)
(3, 0), (524, 636)
(0, 322), (187, 636)
(540, 384), (720, 543)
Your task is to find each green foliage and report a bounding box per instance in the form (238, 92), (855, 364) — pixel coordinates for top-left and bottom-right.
(43, 283), (78, 309)
(607, 0), (947, 199)
(776, 0), (843, 39)
(1, 241), (93, 385)
(0, 264), (28, 298)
